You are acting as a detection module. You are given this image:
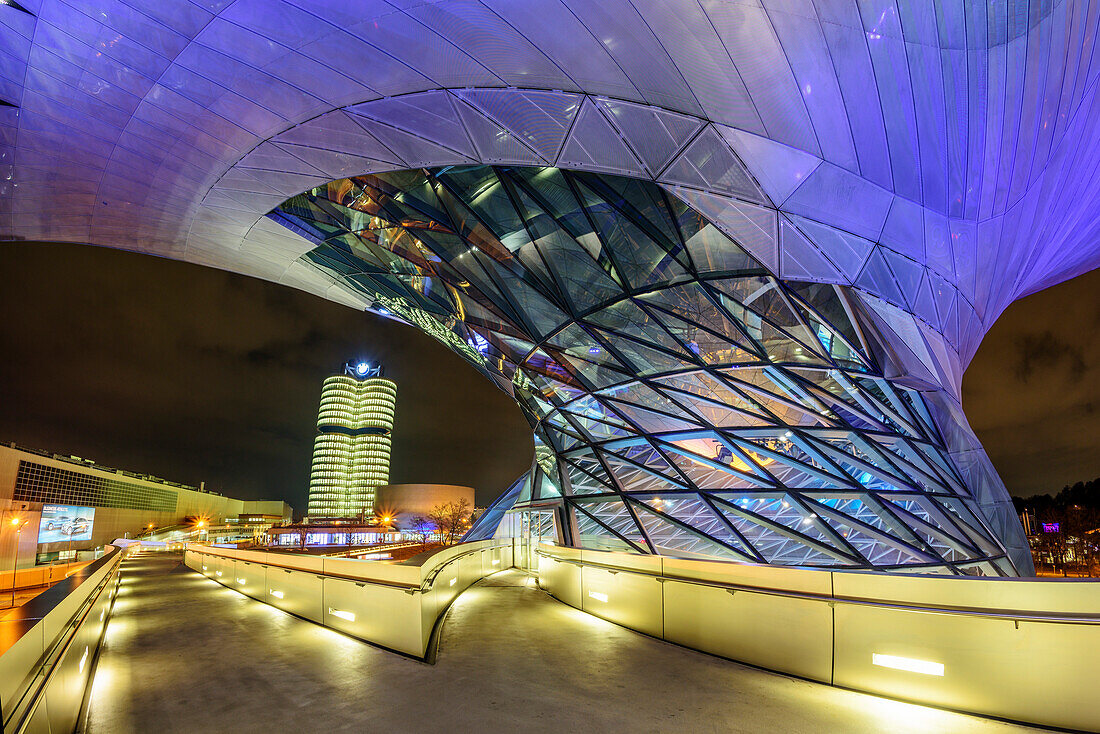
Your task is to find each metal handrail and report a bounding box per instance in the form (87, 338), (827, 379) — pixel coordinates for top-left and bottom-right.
(189, 538), (512, 595)
(535, 547), (1100, 626)
(418, 539), (511, 592)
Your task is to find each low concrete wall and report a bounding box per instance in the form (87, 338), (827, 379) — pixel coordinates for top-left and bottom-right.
(537, 543), (1100, 732)
(184, 538), (516, 658)
(0, 545), (123, 734)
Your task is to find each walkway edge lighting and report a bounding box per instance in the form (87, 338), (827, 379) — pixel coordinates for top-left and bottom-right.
(872, 653), (944, 676)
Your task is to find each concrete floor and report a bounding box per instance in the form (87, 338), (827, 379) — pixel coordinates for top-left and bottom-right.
(84, 553), (1051, 734)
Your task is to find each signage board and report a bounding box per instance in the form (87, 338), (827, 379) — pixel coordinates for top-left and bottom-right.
(37, 504), (95, 543)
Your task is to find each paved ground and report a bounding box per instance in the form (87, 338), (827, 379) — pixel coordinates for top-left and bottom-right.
(0, 584), (61, 618)
(84, 553), (1051, 734)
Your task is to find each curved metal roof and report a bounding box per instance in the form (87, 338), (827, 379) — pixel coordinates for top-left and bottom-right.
(1, 0), (1097, 371)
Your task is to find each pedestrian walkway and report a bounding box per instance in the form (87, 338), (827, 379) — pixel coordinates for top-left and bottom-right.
(83, 553), (1049, 734)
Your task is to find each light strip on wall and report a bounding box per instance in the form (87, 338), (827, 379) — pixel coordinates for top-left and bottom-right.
(270, 590), (284, 599)
(236, 578), (246, 585)
(215, 571), (222, 577)
(449, 577), (457, 586)
(588, 591), (608, 603)
(872, 653), (945, 676)
(328, 608), (355, 622)
(79, 646), (89, 673)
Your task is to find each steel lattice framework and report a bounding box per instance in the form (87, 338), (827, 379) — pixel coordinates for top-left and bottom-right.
(272, 165), (1017, 576)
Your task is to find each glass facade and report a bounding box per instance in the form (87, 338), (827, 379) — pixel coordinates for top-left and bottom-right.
(273, 166), (1020, 575)
(14, 460), (178, 512)
(306, 374), (396, 518)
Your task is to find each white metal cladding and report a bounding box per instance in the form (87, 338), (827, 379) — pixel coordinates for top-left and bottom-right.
(1, 0), (1097, 573)
(0, 1), (1098, 350)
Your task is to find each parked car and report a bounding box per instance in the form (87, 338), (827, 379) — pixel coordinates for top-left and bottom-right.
(44, 516), (71, 531)
(61, 517), (90, 535)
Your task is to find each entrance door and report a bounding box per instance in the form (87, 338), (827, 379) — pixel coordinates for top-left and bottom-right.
(519, 510), (555, 573)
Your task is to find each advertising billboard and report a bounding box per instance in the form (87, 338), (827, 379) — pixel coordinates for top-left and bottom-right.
(37, 504), (96, 544)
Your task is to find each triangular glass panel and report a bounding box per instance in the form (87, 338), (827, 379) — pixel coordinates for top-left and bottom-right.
(604, 398), (702, 433)
(637, 282), (762, 357)
(779, 216), (845, 282)
(710, 501), (845, 566)
(509, 182), (625, 311)
(456, 89), (582, 161)
(660, 444), (771, 489)
(350, 91), (476, 158)
(790, 216), (873, 281)
(572, 503), (645, 553)
(717, 125), (823, 204)
(669, 188), (776, 273)
(658, 388), (766, 429)
(591, 327), (701, 374)
(558, 98), (645, 175)
(638, 304), (759, 365)
(597, 99), (704, 176)
(631, 500), (753, 561)
(585, 300), (696, 360)
(577, 180), (692, 290)
(453, 98), (544, 164)
(855, 248), (906, 307)
(599, 453), (685, 493)
(660, 126), (767, 204)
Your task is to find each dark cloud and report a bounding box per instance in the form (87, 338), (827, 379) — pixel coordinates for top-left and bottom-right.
(964, 267), (1100, 497)
(1013, 331), (1087, 383)
(0, 243), (532, 510)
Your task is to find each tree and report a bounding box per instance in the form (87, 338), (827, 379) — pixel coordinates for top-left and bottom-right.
(410, 515), (435, 544)
(428, 498), (473, 545)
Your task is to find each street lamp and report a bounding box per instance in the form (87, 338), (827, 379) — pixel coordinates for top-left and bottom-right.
(7, 515), (29, 608)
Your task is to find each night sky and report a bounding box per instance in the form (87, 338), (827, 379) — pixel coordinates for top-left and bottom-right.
(1, 242), (1097, 510)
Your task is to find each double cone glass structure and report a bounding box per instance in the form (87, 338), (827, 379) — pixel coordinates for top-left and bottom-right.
(274, 166), (1022, 576)
(306, 371), (397, 518)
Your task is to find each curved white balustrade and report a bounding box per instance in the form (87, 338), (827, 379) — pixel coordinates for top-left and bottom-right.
(184, 539), (515, 658)
(536, 543), (1100, 731)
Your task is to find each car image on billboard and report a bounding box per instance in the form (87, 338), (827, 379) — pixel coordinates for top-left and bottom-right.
(37, 504), (96, 544)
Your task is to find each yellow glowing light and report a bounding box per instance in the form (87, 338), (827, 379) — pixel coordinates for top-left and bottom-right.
(588, 590), (609, 603)
(872, 653), (944, 676)
(270, 590), (284, 599)
(328, 608), (355, 622)
(10, 517), (18, 526)
(671, 438), (774, 471)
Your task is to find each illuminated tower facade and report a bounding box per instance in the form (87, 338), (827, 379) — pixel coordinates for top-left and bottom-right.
(306, 362), (397, 519)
